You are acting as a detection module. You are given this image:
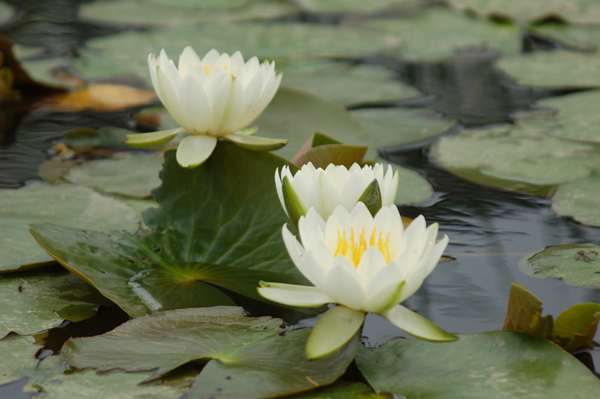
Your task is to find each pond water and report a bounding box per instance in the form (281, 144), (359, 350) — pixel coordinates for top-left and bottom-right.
(1, 0), (600, 397)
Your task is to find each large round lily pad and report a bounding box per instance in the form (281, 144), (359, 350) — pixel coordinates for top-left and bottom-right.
(519, 244), (600, 288)
(256, 86), (377, 160)
(0, 335), (41, 386)
(352, 108), (455, 149)
(30, 144), (310, 318)
(528, 24), (600, 51)
(363, 7), (520, 60)
(62, 307), (359, 399)
(446, 0), (600, 24)
(65, 153), (163, 198)
(429, 124), (600, 197)
(356, 330), (600, 399)
(497, 52), (600, 88)
(73, 22), (399, 85)
(282, 64), (420, 107)
(0, 269), (112, 338)
(0, 184), (140, 273)
(524, 91), (600, 144)
(552, 167), (600, 227)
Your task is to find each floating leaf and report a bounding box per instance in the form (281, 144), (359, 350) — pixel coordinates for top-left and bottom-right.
(63, 127), (134, 151)
(364, 7), (520, 60)
(430, 124), (600, 197)
(554, 303), (600, 353)
(528, 24), (600, 52)
(30, 144), (309, 317)
(0, 335), (41, 385)
(255, 87), (376, 160)
(62, 307), (359, 399)
(45, 83), (157, 112)
(0, 268), (112, 338)
(299, 0), (417, 12)
(352, 108), (455, 149)
(0, 184), (140, 273)
(446, 0), (600, 24)
(502, 282), (553, 340)
(289, 382), (376, 399)
(65, 153), (163, 198)
(37, 159), (76, 184)
(552, 167), (600, 227)
(283, 63), (420, 107)
(497, 52), (600, 88)
(356, 330), (600, 399)
(519, 244), (600, 288)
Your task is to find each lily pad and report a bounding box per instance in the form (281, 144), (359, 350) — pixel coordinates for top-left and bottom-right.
(446, 0), (600, 24)
(363, 7), (520, 60)
(299, 0), (416, 12)
(282, 63), (420, 107)
(62, 127), (132, 151)
(356, 330), (600, 399)
(519, 243), (600, 289)
(497, 52), (600, 88)
(0, 335), (41, 386)
(352, 108), (455, 149)
(552, 166), (600, 227)
(528, 24), (600, 51)
(0, 184), (140, 273)
(430, 124), (600, 197)
(523, 91), (600, 144)
(256, 86), (377, 160)
(62, 307), (359, 399)
(0, 269), (112, 338)
(65, 153), (163, 198)
(30, 144), (309, 318)
(73, 22), (399, 85)
(502, 282), (553, 340)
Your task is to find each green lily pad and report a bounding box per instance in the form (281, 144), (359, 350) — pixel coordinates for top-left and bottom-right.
(299, 0), (415, 12)
(356, 330), (600, 399)
(430, 124), (600, 197)
(552, 167), (600, 227)
(38, 159), (77, 184)
(256, 86), (377, 160)
(80, 0), (296, 25)
(352, 108), (455, 149)
(73, 22), (399, 85)
(363, 7), (520, 60)
(65, 153), (163, 198)
(376, 158), (433, 205)
(497, 52), (600, 88)
(522, 91), (600, 144)
(446, 0), (600, 24)
(0, 184), (140, 273)
(528, 24), (600, 51)
(0, 335), (41, 386)
(62, 126), (132, 151)
(289, 382), (376, 399)
(554, 303), (600, 353)
(519, 243), (600, 288)
(0, 268), (112, 338)
(62, 307), (359, 399)
(282, 64), (421, 107)
(30, 144), (308, 318)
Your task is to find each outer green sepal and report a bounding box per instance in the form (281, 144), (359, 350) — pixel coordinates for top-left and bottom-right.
(224, 133), (288, 151)
(306, 305), (365, 360)
(125, 128), (180, 148)
(282, 176), (307, 229)
(358, 179), (382, 217)
(380, 304), (458, 342)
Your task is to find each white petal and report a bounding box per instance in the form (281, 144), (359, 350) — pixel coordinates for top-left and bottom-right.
(324, 263), (366, 310)
(207, 74), (234, 135)
(309, 170), (342, 218)
(148, 53), (161, 102)
(156, 61), (188, 128)
(202, 48), (221, 64)
(179, 74), (211, 134)
(356, 246), (389, 283)
(258, 283), (333, 307)
(179, 46), (201, 76)
(230, 51), (245, 69)
(175, 135), (217, 168)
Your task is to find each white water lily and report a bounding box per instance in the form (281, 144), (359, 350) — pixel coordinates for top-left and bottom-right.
(126, 47), (286, 168)
(258, 202), (456, 359)
(275, 162), (399, 223)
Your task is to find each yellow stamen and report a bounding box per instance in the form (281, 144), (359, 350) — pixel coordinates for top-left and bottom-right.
(334, 226), (392, 268)
(204, 65), (210, 75)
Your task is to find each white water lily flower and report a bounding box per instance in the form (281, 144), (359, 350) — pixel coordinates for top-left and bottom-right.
(126, 47), (286, 168)
(275, 162), (399, 223)
(258, 202), (456, 359)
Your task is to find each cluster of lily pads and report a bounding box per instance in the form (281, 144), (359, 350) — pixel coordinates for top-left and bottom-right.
(2, 0), (600, 398)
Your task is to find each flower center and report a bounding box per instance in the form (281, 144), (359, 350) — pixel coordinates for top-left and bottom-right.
(204, 64), (237, 76)
(334, 227), (391, 268)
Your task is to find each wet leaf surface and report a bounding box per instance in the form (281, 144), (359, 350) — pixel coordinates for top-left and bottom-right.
(552, 167), (600, 227)
(363, 7), (520, 60)
(0, 184), (140, 273)
(497, 52), (600, 88)
(0, 335), (41, 386)
(430, 124), (600, 197)
(352, 107), (455, 149)
(65, 152), (163, 198)
(446, 0), (600, 24)
(0, 268), (112, 338)
(502, 282), (553, 340)
(30, 144), (309, 317)
(357, 330), (600, 399)
(62, 307), (359, 399)
(519, 243), (600, 288)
